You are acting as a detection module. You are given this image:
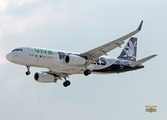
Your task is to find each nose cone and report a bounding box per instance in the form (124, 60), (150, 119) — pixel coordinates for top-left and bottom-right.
(6, 53), (13, 61)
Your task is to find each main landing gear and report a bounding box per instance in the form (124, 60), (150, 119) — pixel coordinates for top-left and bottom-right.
(84, 69), (91, 76)
(63, 80), (71, 87)
(61, 73), (71, 87)
(25, 65), (31, 75)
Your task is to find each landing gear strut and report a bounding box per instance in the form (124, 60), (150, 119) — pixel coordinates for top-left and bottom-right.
(63, 80), (71, 87)
(84, 69), (91, 76)
(25, 65), (31, 75)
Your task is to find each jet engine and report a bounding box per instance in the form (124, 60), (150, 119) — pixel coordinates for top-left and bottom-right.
(64, 54), (87, 66)
(34, 72), (55, 83)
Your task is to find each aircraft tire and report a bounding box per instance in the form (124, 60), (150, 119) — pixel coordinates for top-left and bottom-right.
(63, 80), (71, 87)
(84, 69), (91, 76)
(26, 71), (31, 75)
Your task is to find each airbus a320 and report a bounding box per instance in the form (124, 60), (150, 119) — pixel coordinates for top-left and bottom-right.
(6, 21), (157, 87)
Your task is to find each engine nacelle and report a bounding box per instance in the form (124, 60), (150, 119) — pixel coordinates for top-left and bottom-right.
(34, 72), (55, 83)
(64, 54), (87, 66)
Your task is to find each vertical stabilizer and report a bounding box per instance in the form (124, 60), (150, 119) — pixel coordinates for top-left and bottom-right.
(118, 37), (137, 61)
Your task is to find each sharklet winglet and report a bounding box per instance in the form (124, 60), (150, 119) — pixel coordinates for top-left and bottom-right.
(137, 20), (143, 31)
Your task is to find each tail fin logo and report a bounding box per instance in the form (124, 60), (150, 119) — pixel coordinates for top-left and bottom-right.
(123, 40), (137, 61)
(118, 37), (137, 61)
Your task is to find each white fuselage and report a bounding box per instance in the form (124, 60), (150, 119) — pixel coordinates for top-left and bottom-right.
(6, 47), (130, 74)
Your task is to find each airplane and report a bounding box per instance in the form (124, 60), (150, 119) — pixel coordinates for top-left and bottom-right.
(6, 21), (157, 87)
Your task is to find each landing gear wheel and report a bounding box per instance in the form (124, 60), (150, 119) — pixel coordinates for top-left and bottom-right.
(26, 71), (31, 75)
(63, 80), (71, 87)
(25, 65), (31, 75)
(84, 69), (91, 76)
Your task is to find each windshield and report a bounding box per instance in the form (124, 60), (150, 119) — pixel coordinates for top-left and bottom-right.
(12, 49), (23, 52)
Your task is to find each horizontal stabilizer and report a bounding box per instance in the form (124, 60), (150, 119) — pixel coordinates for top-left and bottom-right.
(130, 55), (157, 67)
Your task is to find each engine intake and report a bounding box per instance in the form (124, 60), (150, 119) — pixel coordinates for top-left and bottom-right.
(34, 72), (55, 83)
(64, 54), (86, 66)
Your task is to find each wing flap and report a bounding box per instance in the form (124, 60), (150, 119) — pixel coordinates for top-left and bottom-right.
(130, 55), (157, 67)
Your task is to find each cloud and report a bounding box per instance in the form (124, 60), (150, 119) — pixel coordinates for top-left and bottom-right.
(10, 0), (37, 7)
(1, 4), (69, 34)
(0, 0), (8, 12)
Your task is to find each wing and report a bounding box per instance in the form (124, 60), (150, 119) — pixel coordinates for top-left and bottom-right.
(80, 21), (143, 65)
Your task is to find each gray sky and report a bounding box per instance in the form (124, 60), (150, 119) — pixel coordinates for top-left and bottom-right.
(0, 0), (166, 120)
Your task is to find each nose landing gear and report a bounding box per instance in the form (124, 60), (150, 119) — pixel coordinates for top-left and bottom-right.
(25, 65), (31, 75)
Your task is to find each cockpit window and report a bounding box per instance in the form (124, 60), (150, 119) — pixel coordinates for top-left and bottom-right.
(12, 49), (23, 52)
